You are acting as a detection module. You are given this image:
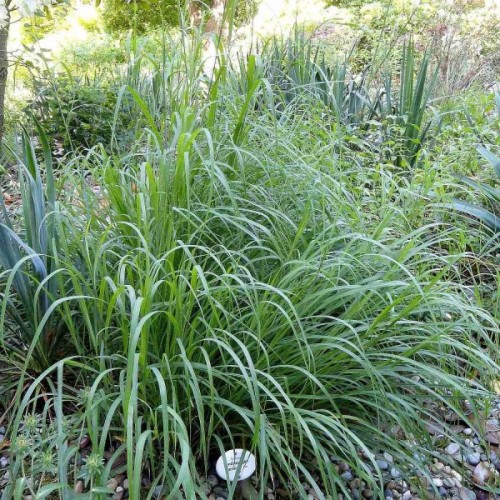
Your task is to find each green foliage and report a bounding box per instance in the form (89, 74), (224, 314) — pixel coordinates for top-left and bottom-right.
(0, 126), (62, 372)
(1, 23), (498, 500)
(446, 93), (500, 233)
(101, 0), (180, 33)
(28, 72), (135, 152)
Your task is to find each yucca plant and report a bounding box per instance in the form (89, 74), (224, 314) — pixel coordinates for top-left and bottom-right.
(0, 126), (68, 372)
(375, 41), (438, 167)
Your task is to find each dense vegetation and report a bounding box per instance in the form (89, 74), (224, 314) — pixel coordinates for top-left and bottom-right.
(0, 1), (498, 499)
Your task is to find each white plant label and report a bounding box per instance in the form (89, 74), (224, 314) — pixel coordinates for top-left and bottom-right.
(216, 449), (256, 481)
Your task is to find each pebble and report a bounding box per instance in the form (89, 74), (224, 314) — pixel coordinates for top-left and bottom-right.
(113, 487), (124, 500)
(74, 480), (84, 493)
(340, 470), (353, 481)
(466, 452), (481, 465)
(459, 488), (476, 500)
(384, 490), (393, 499)
(445, 443), (460, 455)
(401, 492), (411, 500)
(383, 452), (394, 463)
(208, 475), (219, 487)
(0, 458), (8, 468)
(362, 489), (373, 498)
(450, 470), (462, 482)
(443, 479), (454, 490)
(390, 468), (401, 479)
(463, 428), (473, 435)
(107, 478), (118, 491)
(432, 478), (443, 487)
(122, 479), (129, 490)
(376, 459), (389, 470)
(351, 489), (360, 500)
(472, 462), (491, 485)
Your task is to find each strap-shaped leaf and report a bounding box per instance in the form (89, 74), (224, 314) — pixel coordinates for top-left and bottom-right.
(448, 200), (500, 232)
(477, 145), (500, 179)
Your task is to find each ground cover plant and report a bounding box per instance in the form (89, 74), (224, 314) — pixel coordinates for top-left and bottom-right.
(0, 1), (499, 499)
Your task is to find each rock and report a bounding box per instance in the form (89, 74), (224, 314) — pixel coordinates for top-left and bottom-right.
(443, 478), (455, 488)
(401, 492), (411, 500)
(472, 463), (491, 486)
(432, 478), (443, 487)
(208, 474), (219, 487)
(113, 486), (124, 500)
(362, 489), (373, 498)
(339, 461), (350, 471)
(439, 487), (448, 497)
(0, 457), (8, 468)
(350, 478), (361, 489)
(390, 468), (401, 479)
(107, 478), (118, 491)
(467, 452), (481, 466)
(376, 460), (390, 470)
(74, 480), (84, 493)
(384, 490), (393, 499)
(122, 479), (129, 490)
(351, 489), (361, 500)
(459, 488), (476, 500)
(464, 438), (473, 447)
(445, 443), (460, 456)
(463, 428), (473, 435)
(340, 471), (353, 481)
(383, 452), (394, 463)
(450, 470), (462, 482)
(213, 486), (229, 499)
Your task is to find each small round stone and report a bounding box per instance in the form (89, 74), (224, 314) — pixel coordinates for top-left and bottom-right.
(445, 443), (460, 455)
(208, 475), (219, 487)
(443, 478), (455, 488)
(341, 471), (353, 482)
(390, 468), (401, 479)
(432, 478), (443, 488)
(467, 452), (481, 466)
(376, 460), (389, 470)
(107, 478), (118, 491)
(463, 428), (473, 435)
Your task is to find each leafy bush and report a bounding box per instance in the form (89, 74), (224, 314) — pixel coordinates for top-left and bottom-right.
(28, 72), (135, 152)
(101, 0), (180, 33)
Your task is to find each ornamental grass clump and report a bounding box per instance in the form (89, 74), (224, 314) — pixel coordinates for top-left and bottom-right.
(0, 24), (499, 500)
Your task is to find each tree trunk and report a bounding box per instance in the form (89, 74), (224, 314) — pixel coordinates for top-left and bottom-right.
(0, 16), (10, 145)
